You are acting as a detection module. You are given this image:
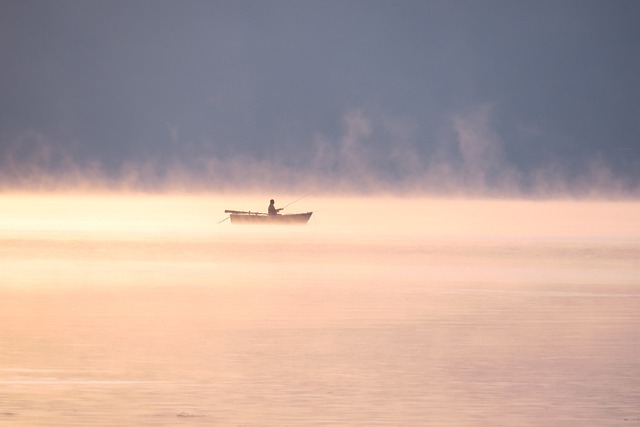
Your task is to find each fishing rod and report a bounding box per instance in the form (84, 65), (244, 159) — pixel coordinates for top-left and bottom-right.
(280, 192), (312, 211)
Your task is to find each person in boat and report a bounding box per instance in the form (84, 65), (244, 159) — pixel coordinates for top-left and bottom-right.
(268, 199), (282, 216)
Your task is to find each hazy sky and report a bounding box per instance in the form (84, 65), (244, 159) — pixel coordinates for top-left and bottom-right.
(1, 0), (639, 194)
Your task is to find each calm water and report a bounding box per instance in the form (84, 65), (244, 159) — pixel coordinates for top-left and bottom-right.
(1, 195), (639, 426)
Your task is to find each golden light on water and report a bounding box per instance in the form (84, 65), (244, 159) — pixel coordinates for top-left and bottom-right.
(1, 192), (638, 240)
(2, 192), (639, 299)
(1, 192), (639, 425)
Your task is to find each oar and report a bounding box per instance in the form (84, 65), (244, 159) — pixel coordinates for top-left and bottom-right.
(217, 216), (230, 224)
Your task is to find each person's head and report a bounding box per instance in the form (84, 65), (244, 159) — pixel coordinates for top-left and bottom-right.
(270, 199), (275, 205)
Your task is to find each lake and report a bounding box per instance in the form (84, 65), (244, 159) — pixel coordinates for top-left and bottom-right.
(1, 194), (639, 426)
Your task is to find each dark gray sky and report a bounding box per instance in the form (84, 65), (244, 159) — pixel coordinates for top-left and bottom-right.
(1, 0), (639, 194)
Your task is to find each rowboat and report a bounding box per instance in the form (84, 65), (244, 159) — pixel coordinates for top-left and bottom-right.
(224, 210), (312, 225)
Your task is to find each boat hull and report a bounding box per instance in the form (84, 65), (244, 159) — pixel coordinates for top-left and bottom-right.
(229, 212), (312, 225)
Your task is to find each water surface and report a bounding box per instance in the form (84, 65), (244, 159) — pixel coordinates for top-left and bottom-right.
(1, 195), (639, 426)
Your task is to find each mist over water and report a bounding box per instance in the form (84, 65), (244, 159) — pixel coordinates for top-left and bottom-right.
(2, 102), (639, 199)
(1, 193), (639, 425)
(3, 110), (639, 199)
